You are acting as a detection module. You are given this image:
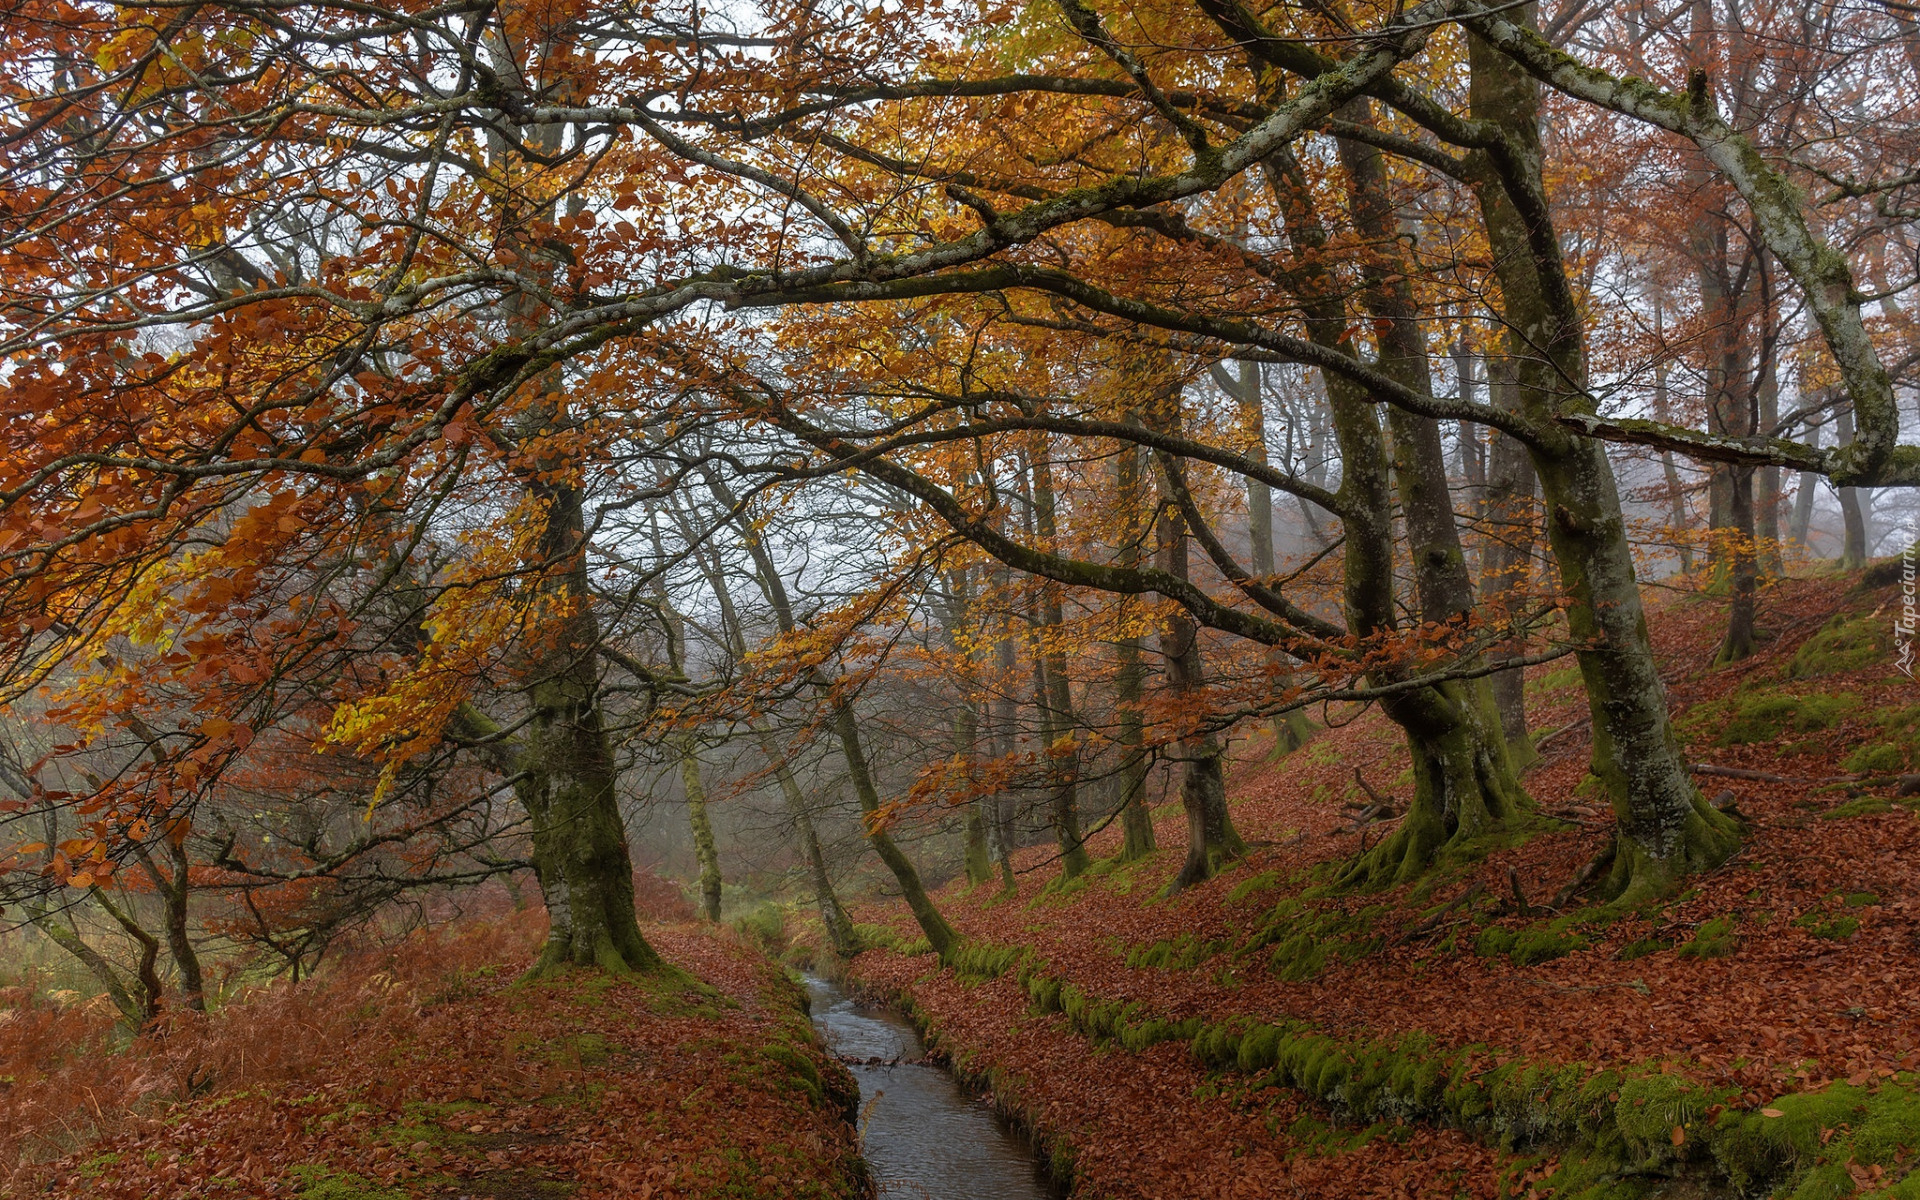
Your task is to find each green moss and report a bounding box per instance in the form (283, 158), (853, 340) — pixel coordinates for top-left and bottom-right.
(948, 940), (1027, 982)
(1729, 693), (1860, 743)
(1240, 899), (1388, 981)
(78, 1153), (121, 1179)
(1613, 1072), (1720, 1169)
(1125, 932), (1221, 971)
(759, 1042), (826, 1106)
(1476, 915), (1591, 966)
(732, 902), (786, 948)
(287, 1165), (410, 1200)
(851, 922), (933, 957)
(1615, 937), (1671, 961)
(1676, 916), (1739, 959)
(1789, 612), (1893, 679)
(1226, 870), (1283, 906)
(1530, 665), (1585, 696)
(1845, 744), (1910, 774)
(1841, 703), (1920, 776)
(1825, 796), (1897, 819)
(1795, 910), (1861, 940)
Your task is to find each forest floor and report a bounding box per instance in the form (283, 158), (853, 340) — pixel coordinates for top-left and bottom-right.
(836, 564), (1920, 1200)
(5, 917), (865, 1200)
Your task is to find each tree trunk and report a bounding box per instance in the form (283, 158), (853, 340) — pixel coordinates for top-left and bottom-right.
(679, 743), (723, 922)
(833, 699), (959, 958)
(1836, 403), (1869, 568)
(1477, 359), (1539, 765)
(1652, 357), (1696, 576)
(1213, 360), (1316, 757)
(1465, 18), (1739, 902)
(1113, 624), (1156, 861)
(1151, 397), (1246, 892)
(137, 840), (205, 1011)
(709, 469), (960, 953)
(1790, 470), (1818, 550)
(752, 722), (860, 957)
(1714, 464), (1759, 664)
(1757, 366), (1783, 578)
(1326, 102), (1533, 885)
(956, 697), (995, 886)
(1112, 436), (1157, 861)
(522, 484), (661, 977)
(26, 903), (148, 1027)
(680, 503), (857, 953)
(990, 558), (1022, 890)
(1027, 440), (1091, 878)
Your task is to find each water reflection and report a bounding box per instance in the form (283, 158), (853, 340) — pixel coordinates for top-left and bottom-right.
(803, 974), (1056, 1200)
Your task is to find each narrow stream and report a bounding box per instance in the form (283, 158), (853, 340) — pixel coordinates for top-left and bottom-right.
(803, 973), (1057, 1200)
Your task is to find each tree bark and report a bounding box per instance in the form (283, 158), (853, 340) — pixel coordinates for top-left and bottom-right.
(1478, 360), (1540, 764)
(708, 471), (960, 952)
(1211, 360), (1315, 756)
(1324, 101), (1534, 884)
(1836, 403), (1869, 568)
(1112, 437), (1158, 861)
(679, 743), (723, 922)
(1027, 439), (1091, 878)
(1466, 17), (1739, 901)
(833, 699), (959, 958)
(1149, 395), (1246, 892)
(136, 839), (205, 1011)
(520, 484), (661, 976)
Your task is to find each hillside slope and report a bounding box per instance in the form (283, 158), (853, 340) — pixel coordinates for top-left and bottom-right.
(839, 569), (1920, 1200)
(11, 921), (864, 1200)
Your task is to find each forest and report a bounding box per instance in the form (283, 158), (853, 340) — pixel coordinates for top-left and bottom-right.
(0, 0), (1914, 1196)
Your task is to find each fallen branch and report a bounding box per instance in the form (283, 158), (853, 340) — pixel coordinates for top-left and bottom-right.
(1533, 717), (1591, 751)
(1349, 767), (1400, 814)
(1508, 867), (1532, 918)
(1392, 882), (1485, 946)
(1551, 843), (1615, 909)
(1689, 763), (1920, 794)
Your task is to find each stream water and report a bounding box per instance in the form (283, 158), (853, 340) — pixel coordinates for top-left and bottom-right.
(803, 973), (1057, 1200)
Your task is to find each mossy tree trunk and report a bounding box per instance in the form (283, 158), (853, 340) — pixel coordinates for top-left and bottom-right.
(679, 742), (723, 922)
(521, 484), (662, 976)
(833, 699), (959, 958)
(1757, 366), (1784, 578)
(754, 722), (860, 957)
(990, 556), (1022, 890)
(1027, 439), (1091, 879)
(1478, 361), (1540, 766)
(1111, 437), (1158, 861)
(1835, 403), (1869, 569)
(1264, 114), (1531, 888)
(680, 505), (858, 953)
(1211, 359), (1315, 757)
(936, 563), (999, 887)
(1150, 395), (1246, 892)
(709, 470), (960, 954)
(1714, 464), (1759, 665)
(1465, 17), (1740, 902)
